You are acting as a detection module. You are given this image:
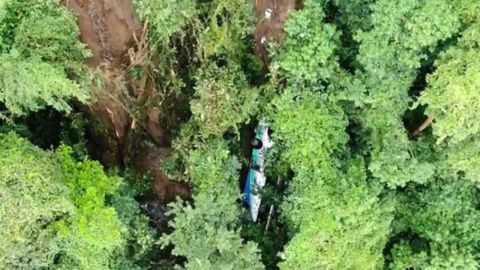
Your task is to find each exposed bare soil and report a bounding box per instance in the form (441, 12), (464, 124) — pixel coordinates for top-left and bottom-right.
(64, 0), (142, 66)
(254, 0), (300, 67)
(63, 0), (189, 201)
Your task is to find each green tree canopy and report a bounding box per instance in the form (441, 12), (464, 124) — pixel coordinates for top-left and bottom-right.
(0, 0), (90, 117)
(0, 133), (154, 269)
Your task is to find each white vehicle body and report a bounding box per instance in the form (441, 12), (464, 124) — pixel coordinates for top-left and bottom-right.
(243, 121), (273, 222)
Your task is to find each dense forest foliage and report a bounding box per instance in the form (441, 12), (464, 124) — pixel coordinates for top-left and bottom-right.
(0, 0), (479, 269)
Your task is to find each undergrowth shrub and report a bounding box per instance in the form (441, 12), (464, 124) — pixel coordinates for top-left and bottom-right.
(0, 133), (155, 269)
(0, 0), (90, 117)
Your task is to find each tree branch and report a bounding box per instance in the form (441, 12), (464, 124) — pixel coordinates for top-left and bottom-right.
(413, 115), (434, 136)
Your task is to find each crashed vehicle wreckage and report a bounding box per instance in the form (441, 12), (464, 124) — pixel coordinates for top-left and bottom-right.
(243, 120), (273, 222)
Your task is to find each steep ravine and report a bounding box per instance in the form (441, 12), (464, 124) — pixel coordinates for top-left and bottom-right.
(63, 0), (189, 202)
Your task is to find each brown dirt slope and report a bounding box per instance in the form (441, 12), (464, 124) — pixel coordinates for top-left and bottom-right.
(64, 0), (142, 66)
(63, 0), (188, 202)
(254, 0), (300, 67)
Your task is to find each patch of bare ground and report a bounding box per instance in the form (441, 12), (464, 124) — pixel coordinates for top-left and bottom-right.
(63, 0), (189, 202)
(253, 0), (301, 67)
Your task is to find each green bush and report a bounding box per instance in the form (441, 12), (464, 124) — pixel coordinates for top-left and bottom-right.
(390, 179), (480, 269)
(13, 3), (90, 65)
(272, 1), (341, 89)
(0, 0), (90, 117)
(54, 146), (126, 269)
(270, 90), (393, 269)
(0, 133), (73, 269)
(162, 192), (263, 270)
(418, 22), (480, 144)
(0, 53), (88, 116)
(161, 139), (263, 269)
(190, 64), (258, 138)
(134, 0), (197, 41)
(354, 0), (461, 187)
(0, 133), (155, 269)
